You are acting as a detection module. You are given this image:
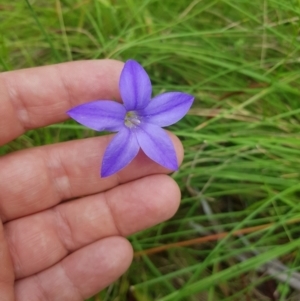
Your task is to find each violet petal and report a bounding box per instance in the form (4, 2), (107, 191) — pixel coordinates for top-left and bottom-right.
(67, 100), (126, 132)
(135, 123), (178, 170)
(139, 92), (194, 127)
(101, 127), (140, 177)
(119, 60), (152, 111)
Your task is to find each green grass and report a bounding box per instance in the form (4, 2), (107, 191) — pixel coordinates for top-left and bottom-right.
(1, 0), (300, 300)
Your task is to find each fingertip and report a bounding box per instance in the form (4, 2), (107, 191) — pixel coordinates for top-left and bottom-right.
(154, 175), (181, 220)
(167, 131), (184, 167)
(108, 174), (181, 236)
(141, 175), (181, 225)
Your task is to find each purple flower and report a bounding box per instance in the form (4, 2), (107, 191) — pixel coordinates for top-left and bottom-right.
(67, 60), (194, 177)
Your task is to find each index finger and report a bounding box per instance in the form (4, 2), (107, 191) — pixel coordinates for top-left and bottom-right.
(0, 60), (123, 145)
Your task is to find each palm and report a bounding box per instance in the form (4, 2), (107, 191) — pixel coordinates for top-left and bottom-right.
(0, 60), (182, 300)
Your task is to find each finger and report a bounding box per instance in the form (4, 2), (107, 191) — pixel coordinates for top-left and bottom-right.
(14, 237), (132, 301)
(0, 222), (15, 300)
(0, 59), (123, 145)
(0, 132), (183, 222)
(5, 175), (180, 279)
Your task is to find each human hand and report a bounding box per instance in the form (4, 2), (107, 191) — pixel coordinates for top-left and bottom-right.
(0, 60), (183, 300)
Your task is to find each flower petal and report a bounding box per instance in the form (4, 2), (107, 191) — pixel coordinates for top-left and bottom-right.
(139, 92), (194, 127)
(135, 123), (178, 170)
(67, 100), (126, 132)
(119, 60), (152, 111)
(101, 127), (140, 177)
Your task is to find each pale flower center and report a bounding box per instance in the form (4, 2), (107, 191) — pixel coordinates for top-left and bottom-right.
(124, 111), (141, 128)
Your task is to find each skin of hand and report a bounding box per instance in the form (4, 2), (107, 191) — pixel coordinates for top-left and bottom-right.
(0, 60), (183, 301)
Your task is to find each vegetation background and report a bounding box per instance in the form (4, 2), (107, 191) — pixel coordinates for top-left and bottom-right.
(1, 0), (300, 300)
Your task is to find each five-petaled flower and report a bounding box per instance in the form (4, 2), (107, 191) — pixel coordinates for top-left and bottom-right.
(67, 60), (194, 177)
